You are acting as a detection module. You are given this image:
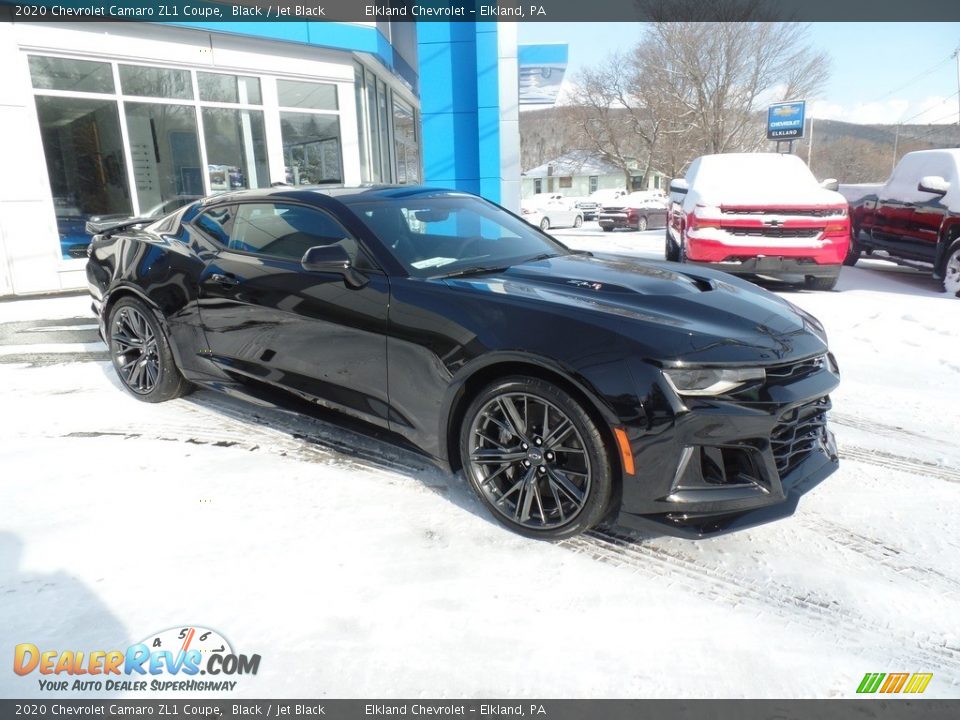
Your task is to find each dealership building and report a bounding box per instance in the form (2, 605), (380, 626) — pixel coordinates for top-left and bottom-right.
(0, 19), (520, 296)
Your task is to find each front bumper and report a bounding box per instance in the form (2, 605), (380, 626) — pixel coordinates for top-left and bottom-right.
(615, 355), (840, 538)
(690, 256), (842, 282)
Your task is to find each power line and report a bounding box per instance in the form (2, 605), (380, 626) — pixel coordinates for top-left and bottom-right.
(863, 53), (955, 106)
(896, 90), (960, 126)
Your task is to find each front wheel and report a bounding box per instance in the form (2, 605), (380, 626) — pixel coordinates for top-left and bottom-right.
(539, 217), (550, 232)
(942, 241), (960, 298)
(843, 227), (862, 267)
(573, 215), (583, 228)
(459, 377), (615, 539)
(108, 296), (191, 402)
(665, 230), (680, 261)
(805, 275), (839, 291)
(637, 216), (648, 232)
(602, 226), (613, 233)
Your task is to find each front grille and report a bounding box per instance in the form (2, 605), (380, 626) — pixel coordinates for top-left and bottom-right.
(727, 228), (822, 238)
(766, 355), (825, 383)
(771, 397), (830, 477)
(721, 207), (844, 217)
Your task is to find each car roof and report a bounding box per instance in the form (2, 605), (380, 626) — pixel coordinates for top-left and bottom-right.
(196, 184), (471, 208)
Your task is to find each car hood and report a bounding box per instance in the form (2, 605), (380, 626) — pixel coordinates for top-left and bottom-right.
(697, 186), (847, 208)
(444, 253), (827, 363)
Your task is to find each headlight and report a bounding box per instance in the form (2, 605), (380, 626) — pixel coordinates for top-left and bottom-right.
(662, 367), (765, 396)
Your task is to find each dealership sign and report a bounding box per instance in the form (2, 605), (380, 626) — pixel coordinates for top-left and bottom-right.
(767, 101), (806, 140)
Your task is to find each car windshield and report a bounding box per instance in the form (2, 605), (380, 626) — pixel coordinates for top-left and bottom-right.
(349, 194), (569, 278)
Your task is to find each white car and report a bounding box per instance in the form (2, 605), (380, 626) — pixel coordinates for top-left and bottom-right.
(521, 194), (584, 231)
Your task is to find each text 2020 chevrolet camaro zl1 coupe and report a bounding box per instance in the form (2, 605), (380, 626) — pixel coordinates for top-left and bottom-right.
(86, 186), (840, 539)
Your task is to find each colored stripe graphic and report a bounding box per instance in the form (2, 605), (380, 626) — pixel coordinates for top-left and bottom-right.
(857, 672), (932, 694)
(880, 673), (909, 693)
(904, 673), (934, 693)
(857, 673), (885, 693)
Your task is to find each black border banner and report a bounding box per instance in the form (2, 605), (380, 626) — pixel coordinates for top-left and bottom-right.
(2, 0), (960, 22)
(1, 700), (959, 719)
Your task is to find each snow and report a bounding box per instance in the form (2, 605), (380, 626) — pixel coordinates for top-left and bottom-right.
(2, 240), (959, 699)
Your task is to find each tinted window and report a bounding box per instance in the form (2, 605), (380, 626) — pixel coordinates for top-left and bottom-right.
(229, 203), (358, 262)
(195, 205), (236, 246)
(119, 65), (193, 99)
(29, 56), (114, 93)
(351, 195), (568, 278)
(277, 80), (338, 110)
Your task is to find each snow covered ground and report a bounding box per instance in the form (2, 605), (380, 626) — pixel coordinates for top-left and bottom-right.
(1, 227), (959, 699)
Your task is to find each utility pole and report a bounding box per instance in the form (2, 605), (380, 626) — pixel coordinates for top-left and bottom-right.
(954, 46), (960, 124)
(807, 116), (814, 169)
(892, 124), (900, 173)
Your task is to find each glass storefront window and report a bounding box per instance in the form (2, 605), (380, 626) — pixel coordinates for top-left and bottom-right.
(280, 112), (342, 185)
(202, 108), (269, 192)
(376, 80), (392, 182)
(34, 96), (132, 259)
(124, 103), (203, 214)
(29, 56), (114, 94)
(119, 65), (193, 100)
(354, 64), (370, 184)
(392, 98), (420, 184)
(198, 72), (262, 105)
(277, 80), (338, 111)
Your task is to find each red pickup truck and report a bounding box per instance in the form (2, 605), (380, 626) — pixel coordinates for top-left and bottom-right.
(667, 153), (850, 290)
(841, 149), (960, 297)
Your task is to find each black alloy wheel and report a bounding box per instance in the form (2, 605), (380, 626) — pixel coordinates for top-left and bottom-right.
(108, 297), (191, 403)
(460, 377), (614, 539)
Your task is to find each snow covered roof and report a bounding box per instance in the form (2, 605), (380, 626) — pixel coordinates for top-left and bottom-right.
(523, 151), (630, 178)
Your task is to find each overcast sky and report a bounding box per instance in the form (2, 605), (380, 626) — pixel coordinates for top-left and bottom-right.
(518, 22), (960, 125)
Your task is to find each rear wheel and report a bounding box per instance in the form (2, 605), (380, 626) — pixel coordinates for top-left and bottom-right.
(539, 217), (550, 232)
(665, 228), (680, 261)
(108, 296), (191, 403)
(602, 226), (613, 233)
(637, 216), (648, 232)
(805, 275), (839, 291)
(573, 215), (583, 228)
(942, 241), (960, 298)
(459, 376), (614, 539)
(843, 226), (862, 267)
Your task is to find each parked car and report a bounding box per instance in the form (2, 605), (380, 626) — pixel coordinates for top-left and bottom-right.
(667, 153), (850, 290)
(841, 149), (960, 297)
(521, 193), (583, 231)
(598, 192), (669, 232)
(570, 197), (599, 221)
(86, 185), (839, 539)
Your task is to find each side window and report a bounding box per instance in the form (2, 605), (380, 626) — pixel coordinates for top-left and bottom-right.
(195, 205), (236, 246)
(229, 203), (359, 262)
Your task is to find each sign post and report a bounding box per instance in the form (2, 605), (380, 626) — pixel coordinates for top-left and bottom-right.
(767, 100), (806, 154)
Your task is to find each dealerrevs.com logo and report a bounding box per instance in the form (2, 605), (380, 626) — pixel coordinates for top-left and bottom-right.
(13, 626), (261, 692)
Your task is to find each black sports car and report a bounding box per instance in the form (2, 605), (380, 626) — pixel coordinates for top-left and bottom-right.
(86, 186), (840, 539)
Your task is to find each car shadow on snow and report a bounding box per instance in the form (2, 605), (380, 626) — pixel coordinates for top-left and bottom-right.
(95, 361), (664, 543)
(0, 531), (133, 698)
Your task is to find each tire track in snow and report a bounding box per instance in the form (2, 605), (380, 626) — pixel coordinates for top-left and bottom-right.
(839, 446), (960, 484)
(565, 528), (960, 677)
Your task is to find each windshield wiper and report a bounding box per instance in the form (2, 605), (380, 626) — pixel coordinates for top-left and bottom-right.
(436, 264), (512, 279)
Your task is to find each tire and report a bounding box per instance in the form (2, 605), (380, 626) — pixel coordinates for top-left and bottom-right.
(459, 376), (615, 539)
(602, 226), (613, 233)
(665, 229), (680, 261)
(539, 217), (550, 232)
(637, 216), (648, 232)
(107, 296), (191, 403)
(679, 237), (688, 263)
(805, 275), (839, 291)
(942, 240), (960, 298)
(573, 215), (583, 228)
(843, 226), (862, 267)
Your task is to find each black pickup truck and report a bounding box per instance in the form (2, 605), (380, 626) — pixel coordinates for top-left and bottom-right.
(841, 149), (960, 297)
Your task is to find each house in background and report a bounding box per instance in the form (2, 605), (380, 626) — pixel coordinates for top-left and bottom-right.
(521, 150), (668, 199)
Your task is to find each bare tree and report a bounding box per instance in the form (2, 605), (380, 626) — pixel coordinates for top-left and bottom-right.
(566, 21), (829, 182)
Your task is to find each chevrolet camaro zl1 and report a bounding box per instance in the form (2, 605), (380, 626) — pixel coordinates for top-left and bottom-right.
(86, 186), (840, 539)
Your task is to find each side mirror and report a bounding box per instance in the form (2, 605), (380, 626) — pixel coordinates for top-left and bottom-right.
(301, 244), (367, 288)
(820, 178), (840, 191)
(918, 175), (950, 195)
(669, 179), (689, 194)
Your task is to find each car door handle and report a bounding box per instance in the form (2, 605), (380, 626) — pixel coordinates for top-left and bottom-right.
(210, 273), (239, 287)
